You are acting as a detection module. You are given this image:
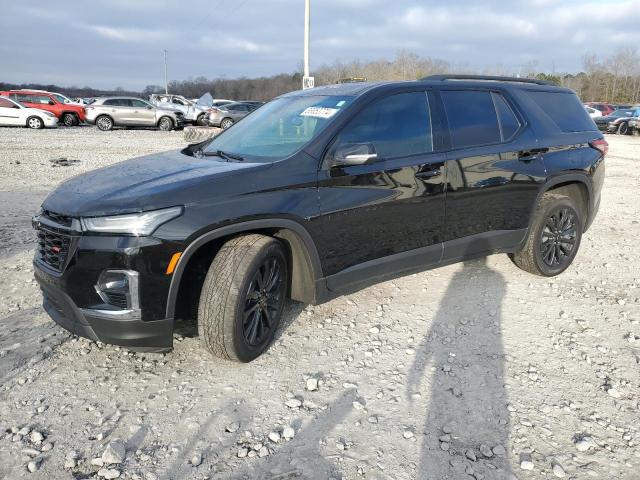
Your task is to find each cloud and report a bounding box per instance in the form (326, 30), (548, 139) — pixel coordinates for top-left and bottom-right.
(2, 0), (640, 89)
(82, 24), (173, 43)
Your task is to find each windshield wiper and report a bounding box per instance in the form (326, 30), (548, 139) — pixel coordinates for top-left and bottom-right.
(201, 149), (244, 162)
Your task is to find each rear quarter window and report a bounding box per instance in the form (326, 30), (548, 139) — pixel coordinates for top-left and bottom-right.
(526, 91), (596, 132)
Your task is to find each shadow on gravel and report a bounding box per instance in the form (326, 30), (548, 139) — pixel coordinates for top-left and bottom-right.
(230, 389), (356, 480)
(0, 307), (69, 386)
(407, 257), (512, 479)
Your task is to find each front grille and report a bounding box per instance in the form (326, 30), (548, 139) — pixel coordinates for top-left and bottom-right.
(37, 228), (71, 271)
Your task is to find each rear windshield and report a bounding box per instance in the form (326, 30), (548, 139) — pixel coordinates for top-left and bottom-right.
(527, 91), (596, 132)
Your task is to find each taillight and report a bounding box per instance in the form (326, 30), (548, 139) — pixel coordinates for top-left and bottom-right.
(589, 138), (608, 157)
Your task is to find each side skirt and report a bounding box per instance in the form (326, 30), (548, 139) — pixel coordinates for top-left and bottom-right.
(318, 229), (528, 302)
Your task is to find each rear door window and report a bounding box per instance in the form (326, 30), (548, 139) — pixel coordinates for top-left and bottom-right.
(335, 91), (433, 158)
(441, 90), (501, 148)
(526, 91), (596, 132)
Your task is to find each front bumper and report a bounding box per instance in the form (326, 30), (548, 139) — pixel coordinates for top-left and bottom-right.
(44, 117), (59, 128)
(32, 213), (183, 351)
(35, 266), (173, 351)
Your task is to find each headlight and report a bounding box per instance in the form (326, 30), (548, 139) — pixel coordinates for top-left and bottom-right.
(81, 206), (182, 235)
(43, 112), (56, 118)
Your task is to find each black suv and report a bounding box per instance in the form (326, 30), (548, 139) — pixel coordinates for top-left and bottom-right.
(33, 75), (606, 362)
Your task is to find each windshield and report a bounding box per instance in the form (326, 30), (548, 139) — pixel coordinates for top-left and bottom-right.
(52, 93), (73, 104)
(202, 95), (354, 160)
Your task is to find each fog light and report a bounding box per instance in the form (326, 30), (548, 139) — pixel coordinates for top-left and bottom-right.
(95, 270), (139, 310)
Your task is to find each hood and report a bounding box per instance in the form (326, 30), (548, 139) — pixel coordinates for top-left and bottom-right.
(42, 150), (269, 217)
(196, 92), (214, 108)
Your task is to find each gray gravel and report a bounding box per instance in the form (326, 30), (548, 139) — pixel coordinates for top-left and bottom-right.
(0, 126), (639, 479)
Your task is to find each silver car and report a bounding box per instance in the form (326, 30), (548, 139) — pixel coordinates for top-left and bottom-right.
(206, 101), (263, 129)
(149, 93), (227, 125)
(85, 97), (184, 131)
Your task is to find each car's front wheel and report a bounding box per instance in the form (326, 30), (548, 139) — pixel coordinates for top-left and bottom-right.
(26, 116), (44, 129)
(62, 113), (77, 127)
(158, 116), (174, 131)
(510, 193), (583, 276)
(220, 118), (234, 129)
(618, 121), (629, 135)
(198, 234), (288, 362)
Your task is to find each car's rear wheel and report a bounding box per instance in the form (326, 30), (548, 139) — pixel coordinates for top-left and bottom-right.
(26, 116), (44, 129)
(158, 116), (174, 131)
(510, 193), (583, 276)
(196, 113), (206, 126)
(96, 115), (113, 131)
(62, 113), (77, 127)
(220, 118), (234, 129)
(198, 234), (288, 362)
(618, 121), (629, 135)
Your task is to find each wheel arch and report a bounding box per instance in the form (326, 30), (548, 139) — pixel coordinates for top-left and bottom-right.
(166, 219), (323, 320)
(533, 174), (592, 232)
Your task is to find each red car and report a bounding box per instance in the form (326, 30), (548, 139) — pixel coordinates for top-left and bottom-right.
(0, 89), (86, 126)
(584, 102), (615, 117)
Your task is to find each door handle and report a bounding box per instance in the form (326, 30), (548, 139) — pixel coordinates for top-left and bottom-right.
(518, 148), (548, 162)
(415, 168), (441, 179)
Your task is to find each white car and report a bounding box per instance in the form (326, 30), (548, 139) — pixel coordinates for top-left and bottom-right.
(0, 96), (58, 128)
(584, 106), (602, 118)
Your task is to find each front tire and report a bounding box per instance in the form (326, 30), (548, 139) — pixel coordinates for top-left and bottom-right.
(220, 118), (234, 129)
(198, 235), (288, 362)
(26, 116), (44, 129)
(158, 116), (174, 131)
(196, 113), (207, 126)
(510, 193), (583, 276)
(62, 113), (78, 127)
(618, 122), (629, 135)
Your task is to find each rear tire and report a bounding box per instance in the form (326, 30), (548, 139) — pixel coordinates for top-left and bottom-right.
(198, 235), (288, 362)
(183, 126), (219, 143)
(26, 116), (44, 129)
(509, 193), (583, 276)
(96, 115), (113, 131)
(196, 113), (207, 126)
(220, 118), (234, 129)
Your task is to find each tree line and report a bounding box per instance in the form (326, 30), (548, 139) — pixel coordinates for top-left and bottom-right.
(3, 48), (639, 104)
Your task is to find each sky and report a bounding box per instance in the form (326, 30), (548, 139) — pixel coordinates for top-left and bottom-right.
(1, 0), (639, 90)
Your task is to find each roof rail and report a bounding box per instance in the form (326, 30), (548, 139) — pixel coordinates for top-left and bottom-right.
(422, 74), (553, 86)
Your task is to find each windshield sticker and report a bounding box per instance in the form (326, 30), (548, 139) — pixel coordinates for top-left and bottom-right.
(336, 100), (346, 107)
(300, 107), (339, 119)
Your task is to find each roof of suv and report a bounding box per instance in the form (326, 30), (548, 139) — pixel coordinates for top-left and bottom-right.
(282, 75), (573, 98)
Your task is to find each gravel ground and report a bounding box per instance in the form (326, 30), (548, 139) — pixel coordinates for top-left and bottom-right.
(0, 126), (639, 480)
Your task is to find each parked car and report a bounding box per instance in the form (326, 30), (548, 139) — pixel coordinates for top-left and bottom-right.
(149, 93), (220, 125)
(85, 97), (184, 131)
(33, 75), (605, 362)
(593, 108), (640, 134)
(0, 89), (86, 126)
(0, 96), (58, 129)
(205, 101), (263, 129)
(584, 106), (602, 118)
(584, 102), (615, 117)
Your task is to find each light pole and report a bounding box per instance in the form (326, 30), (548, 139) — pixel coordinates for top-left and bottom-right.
(163, 49), (168, 94)
(302, 0), (314, 89)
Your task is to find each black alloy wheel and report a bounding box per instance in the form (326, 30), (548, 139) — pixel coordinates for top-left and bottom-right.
(242, 256), (285, 347)
(539, 207), (578, 269)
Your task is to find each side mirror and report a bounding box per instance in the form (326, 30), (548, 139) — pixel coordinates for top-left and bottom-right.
(331, 143), (378, 166)
(147, 106), (153, 110)
(48, 100), (55, 105)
